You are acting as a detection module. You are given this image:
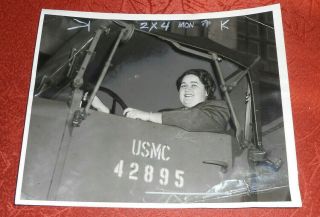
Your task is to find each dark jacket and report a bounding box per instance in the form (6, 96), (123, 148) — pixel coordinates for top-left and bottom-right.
(162, 100), (230, 133)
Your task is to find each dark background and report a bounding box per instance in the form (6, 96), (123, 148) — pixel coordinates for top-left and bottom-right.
(37, 13), (282, 126)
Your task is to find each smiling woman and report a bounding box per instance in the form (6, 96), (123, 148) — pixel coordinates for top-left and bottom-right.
(121, 69), (230, 133)
(177, 69), (214, 108)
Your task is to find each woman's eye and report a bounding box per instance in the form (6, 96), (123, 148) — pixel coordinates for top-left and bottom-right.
(191, 84), (198, 88)
(180, 85), (187, 88)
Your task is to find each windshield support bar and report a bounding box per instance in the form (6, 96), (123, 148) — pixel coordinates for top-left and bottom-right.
(211, 53), (244, 148)
(84, 28), (126, 114)
(158, 36), (212, 60)
(72, 28), (104, 88)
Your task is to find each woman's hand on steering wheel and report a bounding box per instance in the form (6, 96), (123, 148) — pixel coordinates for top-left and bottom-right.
(123, 108), (150, 121)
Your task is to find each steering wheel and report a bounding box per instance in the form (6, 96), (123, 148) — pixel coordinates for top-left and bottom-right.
(98, 86), (128, 114)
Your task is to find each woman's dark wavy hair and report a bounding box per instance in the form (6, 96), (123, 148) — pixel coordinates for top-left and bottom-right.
(176, 69), (216, 99)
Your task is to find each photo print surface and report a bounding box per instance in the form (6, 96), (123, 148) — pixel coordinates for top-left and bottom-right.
(15, 4), (301, 208)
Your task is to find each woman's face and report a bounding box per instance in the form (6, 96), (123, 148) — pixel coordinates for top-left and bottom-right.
(179, 74), (208, 108)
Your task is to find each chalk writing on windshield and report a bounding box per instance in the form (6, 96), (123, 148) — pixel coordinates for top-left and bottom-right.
(137, 19), (230, 32)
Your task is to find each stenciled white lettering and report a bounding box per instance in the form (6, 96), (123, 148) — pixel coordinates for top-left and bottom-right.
(141, 141), (150, 157)
(150, 142), (162, 160)
(162, 145), (170, 161)
(132, 139), (141, 156)
(131, 139), (170, 161)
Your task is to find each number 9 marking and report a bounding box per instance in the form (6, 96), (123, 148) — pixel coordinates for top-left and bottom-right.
(159, 168), (169, 186)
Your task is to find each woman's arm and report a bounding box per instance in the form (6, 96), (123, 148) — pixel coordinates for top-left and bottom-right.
(162, 100), (230, 133)
(91, 96), (110, 114)
(123, 108), (162, 124)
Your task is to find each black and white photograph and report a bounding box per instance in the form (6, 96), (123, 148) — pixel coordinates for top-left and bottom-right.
(15, 5), (301, 208)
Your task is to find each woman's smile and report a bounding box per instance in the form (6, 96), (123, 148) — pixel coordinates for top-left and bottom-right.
(184, 93), (194, 97)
